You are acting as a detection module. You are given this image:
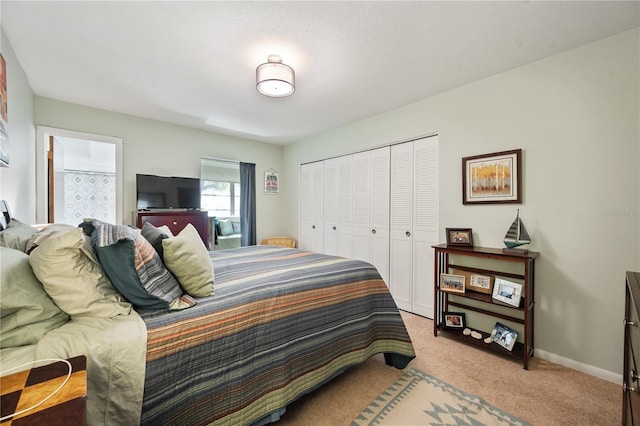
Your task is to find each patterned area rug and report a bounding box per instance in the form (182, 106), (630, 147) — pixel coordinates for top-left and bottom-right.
(351, 367), (531, 426)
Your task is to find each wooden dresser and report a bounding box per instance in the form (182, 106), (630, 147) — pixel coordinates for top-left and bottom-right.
(136, 210), (209, 249)
(624, 271), (640, 425)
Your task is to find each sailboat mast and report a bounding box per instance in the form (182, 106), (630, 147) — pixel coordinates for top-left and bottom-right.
(516, 209), (520, 241)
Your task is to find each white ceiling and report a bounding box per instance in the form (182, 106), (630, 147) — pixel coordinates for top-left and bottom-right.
(2, 1), (638, 145)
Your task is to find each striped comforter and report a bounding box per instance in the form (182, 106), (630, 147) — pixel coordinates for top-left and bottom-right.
(137, 246), (415, 426)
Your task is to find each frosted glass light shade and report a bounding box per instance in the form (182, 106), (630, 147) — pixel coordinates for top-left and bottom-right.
(256, 57), (295, 97)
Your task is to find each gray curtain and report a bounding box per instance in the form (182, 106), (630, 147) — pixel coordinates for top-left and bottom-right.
(239, 162), (256, 246)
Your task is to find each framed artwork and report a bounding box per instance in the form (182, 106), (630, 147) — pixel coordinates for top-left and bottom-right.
(0, 53), (8, 168)
(491, 278), (523, 307)
(446, 228), (473, 247)
(462, 149), (522, 204)
(443, 312), (466, 330)
(264, 169), (279, 194)
(468, 274), (494, 295)
(440, 273), (465, 294)
(490, 322), (518, 351)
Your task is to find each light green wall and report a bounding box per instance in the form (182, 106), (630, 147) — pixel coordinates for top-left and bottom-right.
(284, 29), (640, 378)
(0, 29), (36, 222)
(33, 97), (286, 239)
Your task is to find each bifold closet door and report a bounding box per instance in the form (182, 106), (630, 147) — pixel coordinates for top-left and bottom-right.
(352, 147), (390, 285)
(299, 161), (324, 252)
(389, 136), (438, 318)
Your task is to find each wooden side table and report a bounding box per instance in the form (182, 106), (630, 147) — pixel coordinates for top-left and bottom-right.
(0, 355), (87, 425)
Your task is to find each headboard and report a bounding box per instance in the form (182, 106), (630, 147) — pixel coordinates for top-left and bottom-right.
(0, 200), (11, 230)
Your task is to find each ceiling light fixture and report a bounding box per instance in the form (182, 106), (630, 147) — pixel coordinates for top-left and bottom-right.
(256, 55), (295, 97)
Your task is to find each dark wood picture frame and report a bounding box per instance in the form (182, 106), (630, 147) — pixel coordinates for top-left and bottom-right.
(462, 149), (522, 204)
(446, 228), (473, 247)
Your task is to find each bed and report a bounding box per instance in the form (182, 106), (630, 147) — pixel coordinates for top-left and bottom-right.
(0, 207), (415, 425)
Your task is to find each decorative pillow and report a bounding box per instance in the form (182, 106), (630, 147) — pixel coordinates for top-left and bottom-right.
(231, 220), (241, 234)
(218, 219), (234, 236)
(25, 223), (77, 254)
(141, 222), (173, 260)
(0, 219), (38, 253)
(0, 247), (69, 348)
(29, 228), (132, 318)
(163, 224), (215, 298)
(85, 220), (196, 310)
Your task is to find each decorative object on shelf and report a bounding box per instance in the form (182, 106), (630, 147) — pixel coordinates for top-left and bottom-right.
(470, 330), (483, 339)
(462, 328), (472, 336)
(503, 209), (531, 253)
(483, 336), (493, 344)
(462, 149), (522, 204)
(468, 274), (494, 294)
(492, 278), (523, 307)
(264, 168), (279, 194)
(440, 273), (465, 294)
(443, 312), (466, 330)
(490, 322), (518, 351)
(445, 228), (473, 247)
(256, 55), (295, 97)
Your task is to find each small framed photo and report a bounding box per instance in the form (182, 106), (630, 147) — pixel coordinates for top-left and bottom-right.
(462, 149), (522, 205)
(468, 274), (494, 295)
(443, 312), (466, 330)
(440, 273), (465, 294)
(490, 322), (518, 351)
(492, 278), (523, 307)
(446, 228), (473, 247)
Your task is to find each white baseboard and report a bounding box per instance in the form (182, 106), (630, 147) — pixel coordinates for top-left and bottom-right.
(534, 348), (622, 385)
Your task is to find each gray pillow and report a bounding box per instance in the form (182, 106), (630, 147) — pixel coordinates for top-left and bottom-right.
(0, 219), (38, 253)
(141, 222), (173, 260)
(0, 247), (69, 348)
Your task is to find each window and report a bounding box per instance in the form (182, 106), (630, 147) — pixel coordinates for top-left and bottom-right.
(201, 180), (240, 217)
(201, 158), (240, 218)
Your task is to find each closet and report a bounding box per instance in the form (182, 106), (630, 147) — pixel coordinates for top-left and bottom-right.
(299, 136), (438, 317)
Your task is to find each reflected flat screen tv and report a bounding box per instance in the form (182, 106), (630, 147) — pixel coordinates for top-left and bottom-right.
(136, 174), (201, 210)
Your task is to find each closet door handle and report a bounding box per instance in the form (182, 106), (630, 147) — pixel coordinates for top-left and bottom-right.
(405, 231), (411, 237)
(312, 225), (316, 230)
(332, 226), (337, 231)
(371, 229), (376, 235)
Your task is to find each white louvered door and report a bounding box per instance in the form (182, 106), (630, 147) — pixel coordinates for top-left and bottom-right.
(390, 136), (438, 317)
(300, 161), (324, 252)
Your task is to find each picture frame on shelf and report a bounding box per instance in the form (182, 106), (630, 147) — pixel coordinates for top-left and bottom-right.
(440, 273), (465, 294)
(490, 322), (518, 351)
(443, 312), (466, 330)
(446, 228), (473, 247)
(491, 278), (523, 307)
(468, 274), (494, 295)
(462, 149), (522, 205)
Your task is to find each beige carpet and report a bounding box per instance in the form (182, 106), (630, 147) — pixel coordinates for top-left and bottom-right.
(352, 367), (530, 425)
(277, 311), (621, 425)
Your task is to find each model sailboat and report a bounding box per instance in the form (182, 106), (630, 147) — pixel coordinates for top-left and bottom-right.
(503, 209), (531, 252)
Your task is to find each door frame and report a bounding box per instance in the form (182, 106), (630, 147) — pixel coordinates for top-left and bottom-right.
(35, 126), (124, 224)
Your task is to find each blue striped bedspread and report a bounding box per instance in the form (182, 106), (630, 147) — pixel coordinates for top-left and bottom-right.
(137, 246), (415, 425)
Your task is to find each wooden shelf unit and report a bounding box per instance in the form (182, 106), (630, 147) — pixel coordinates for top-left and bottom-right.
(433, 244), (538, 369)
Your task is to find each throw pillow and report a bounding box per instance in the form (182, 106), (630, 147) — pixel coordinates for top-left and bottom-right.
(0, 219), (38, 253)
(141, 222), (173, 260)
(29, 228), (132, 318)
(0, 247), (69, 348)
(232, 220), (241, 234)
(163, 224), (215, 298)
(86, 219), (196, 310)
(25, 223), (77, 254)
(218, 219), (234, 236)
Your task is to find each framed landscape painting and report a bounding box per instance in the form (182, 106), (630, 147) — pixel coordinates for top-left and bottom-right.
(462, 149), (521, 204)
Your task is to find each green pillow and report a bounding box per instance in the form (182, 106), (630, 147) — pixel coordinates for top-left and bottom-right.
(29, 228), (132, 318)
(0, 219), (38, 253)
(218, 219), (234, 236)
(163, 224), (215, 298)
(0, 247), (69, 348)
(87, 220), (196, 310)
